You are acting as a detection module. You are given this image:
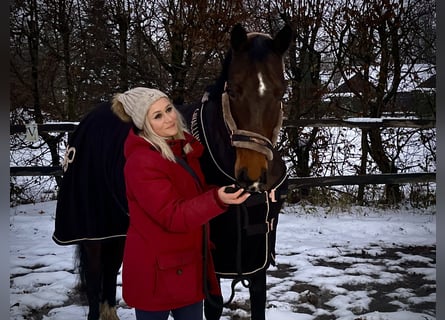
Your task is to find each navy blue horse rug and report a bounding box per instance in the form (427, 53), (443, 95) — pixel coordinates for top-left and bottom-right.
(52, 102), (131, 245)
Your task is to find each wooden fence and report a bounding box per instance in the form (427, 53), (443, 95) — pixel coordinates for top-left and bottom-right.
(10, 119), (436, 187)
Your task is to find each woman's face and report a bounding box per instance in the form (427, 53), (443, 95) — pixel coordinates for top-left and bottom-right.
(146, 97), (178, 138)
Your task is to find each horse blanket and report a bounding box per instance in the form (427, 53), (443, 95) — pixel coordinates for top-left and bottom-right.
(52, 102), (131, 245)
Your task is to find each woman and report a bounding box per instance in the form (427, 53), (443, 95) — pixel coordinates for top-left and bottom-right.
(111, 87), (250, 320)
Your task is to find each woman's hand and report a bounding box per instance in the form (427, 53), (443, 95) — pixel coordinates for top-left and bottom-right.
(217, 185), (250, 205)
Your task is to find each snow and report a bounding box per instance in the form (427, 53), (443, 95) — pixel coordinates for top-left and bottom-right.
(10, 201), (436, 320)
(345, 116), (421, 122)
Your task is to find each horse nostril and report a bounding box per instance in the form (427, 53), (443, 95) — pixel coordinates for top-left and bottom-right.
(236, 167), (268, 193)
(251, 170), (267, 193)
(236, 168), (251, 189)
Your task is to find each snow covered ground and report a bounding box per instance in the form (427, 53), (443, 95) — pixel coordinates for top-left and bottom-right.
(10, 200), (436, 320)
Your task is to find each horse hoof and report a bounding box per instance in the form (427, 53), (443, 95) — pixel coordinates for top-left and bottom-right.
(100, 302), (120, 320)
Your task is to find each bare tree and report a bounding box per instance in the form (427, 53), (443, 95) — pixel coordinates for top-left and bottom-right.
(128, 0), (248, 104)
(327, 0), (435, 204)
(10, 0), (67, 187)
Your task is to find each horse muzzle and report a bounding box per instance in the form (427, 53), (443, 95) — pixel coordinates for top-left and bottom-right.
(234, 148), (268, 192)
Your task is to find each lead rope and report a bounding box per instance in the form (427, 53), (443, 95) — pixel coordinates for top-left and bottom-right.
(202, 223), (224, 308)
(234, 203), (252, 289)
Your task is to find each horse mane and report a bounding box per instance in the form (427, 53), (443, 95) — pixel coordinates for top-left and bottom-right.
(206, 50), (232, 99)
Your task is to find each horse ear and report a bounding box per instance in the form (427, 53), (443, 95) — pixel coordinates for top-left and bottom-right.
(230, 23), (248, 52)
(273, 24), (293, 55)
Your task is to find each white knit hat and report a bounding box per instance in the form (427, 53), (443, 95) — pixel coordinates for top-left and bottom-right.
(116, 87), (168, 129)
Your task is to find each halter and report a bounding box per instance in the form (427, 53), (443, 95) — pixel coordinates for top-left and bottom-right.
(221, 84), (283, 161)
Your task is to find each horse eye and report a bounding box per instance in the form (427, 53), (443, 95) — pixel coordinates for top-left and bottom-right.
(227, 87), (236, 99)
(227, 85), (242, 99)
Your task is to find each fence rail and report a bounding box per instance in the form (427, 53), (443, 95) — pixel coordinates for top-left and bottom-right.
(283, 118), (435, 129)
(10, 166), (64, 177)
(288, 172), (435, 188)
(10, 123), (78, 134)
(10, 120), (436, 186)
(11, 166), (436, 188)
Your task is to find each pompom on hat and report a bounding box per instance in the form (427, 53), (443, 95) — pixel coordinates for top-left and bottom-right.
(111, 87), (168, 129)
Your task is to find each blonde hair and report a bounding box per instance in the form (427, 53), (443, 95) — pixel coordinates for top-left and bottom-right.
(140, 107), (192, 162)
(111, 94), (192, 162)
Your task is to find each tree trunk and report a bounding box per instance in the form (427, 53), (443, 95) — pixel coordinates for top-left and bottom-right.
(357, 129), (368, 205)
(368, 128), (402, 204)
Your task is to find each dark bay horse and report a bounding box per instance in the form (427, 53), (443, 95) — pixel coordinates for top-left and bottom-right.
(52, 23), (292, 320)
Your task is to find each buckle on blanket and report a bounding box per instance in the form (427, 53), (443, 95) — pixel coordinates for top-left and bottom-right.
(269, 189), (276, 202)
(269, 218), (275, 232)
(244, 188), (283, 207)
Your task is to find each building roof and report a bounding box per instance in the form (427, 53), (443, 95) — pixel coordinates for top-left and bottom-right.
(328, 64), (436, 95)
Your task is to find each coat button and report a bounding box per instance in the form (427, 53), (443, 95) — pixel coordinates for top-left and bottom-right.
(176, 268), (183, 275)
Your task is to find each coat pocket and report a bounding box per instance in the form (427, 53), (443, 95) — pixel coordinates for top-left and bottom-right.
(155, 251), (202, 300)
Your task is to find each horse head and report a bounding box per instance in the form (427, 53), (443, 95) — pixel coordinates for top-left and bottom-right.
(223, 24), (292, 192)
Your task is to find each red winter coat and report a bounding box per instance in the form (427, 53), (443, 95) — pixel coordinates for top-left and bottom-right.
(122, 128), (225, 311)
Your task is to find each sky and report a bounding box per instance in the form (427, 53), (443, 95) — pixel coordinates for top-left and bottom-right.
(10, 200), (436, 320)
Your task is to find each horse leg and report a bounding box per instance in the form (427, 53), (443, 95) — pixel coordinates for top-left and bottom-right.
(204, 276), (223, 320)
(249, 269), (267, 320)
(79, 241), (102, 320)
(99, 237), (125, 320)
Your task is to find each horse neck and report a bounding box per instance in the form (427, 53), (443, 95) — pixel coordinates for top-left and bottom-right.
(198, 94), (237, 184)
